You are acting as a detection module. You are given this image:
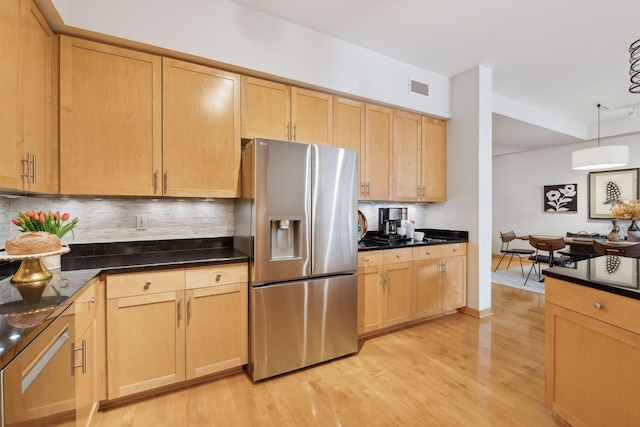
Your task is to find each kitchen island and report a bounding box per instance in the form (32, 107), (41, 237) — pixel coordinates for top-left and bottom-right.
(543, 258), (640, 427)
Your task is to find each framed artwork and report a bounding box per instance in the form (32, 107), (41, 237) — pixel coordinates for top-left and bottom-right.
(588, 168), (639, 219)
(544, 184), (577, 212)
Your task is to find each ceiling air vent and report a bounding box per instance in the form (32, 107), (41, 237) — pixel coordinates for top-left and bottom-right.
(409, 78), (429, 98)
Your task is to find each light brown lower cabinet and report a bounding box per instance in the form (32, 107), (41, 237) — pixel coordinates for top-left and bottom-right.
(105, 263), (247, 400)
(545, 277), (640, 426)
(358, 243), (466, 336)
(75, 279), (98, 427)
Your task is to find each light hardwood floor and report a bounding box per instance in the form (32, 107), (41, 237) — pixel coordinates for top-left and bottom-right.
(92, 259), (564, 426)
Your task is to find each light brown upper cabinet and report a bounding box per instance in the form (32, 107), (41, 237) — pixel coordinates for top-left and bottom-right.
(393, 111), (422, 201)
(0, 0), (22, 190)
(241, 76), (290, 141)
(363, 104), (393, 201)
(59, 36), (162, 196)
(241, 76), (332, 145)
(60, 37), (240, 198)
(0, 0), (56, 193)
(422, 117), (446, 202)
(333, 97), (365, 197)
(162, 58), (240, 198)
(393, 113), (446, 202)
(291, 87), (332, 145)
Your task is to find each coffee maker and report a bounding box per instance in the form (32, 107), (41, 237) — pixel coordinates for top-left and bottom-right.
(376, 207), (408, 242)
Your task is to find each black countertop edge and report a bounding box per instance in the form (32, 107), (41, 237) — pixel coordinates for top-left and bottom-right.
(0, 237), (241, 280)
(543, 262), (640, 301)
(358, 228), (469, 252)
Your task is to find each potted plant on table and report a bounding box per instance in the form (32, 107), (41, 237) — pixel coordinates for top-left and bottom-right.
(609, 199), (640, 241)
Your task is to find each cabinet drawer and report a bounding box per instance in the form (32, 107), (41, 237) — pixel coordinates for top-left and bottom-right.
(185, 264), (248, 289)
(107, 270), (185, 299)
(546, 277), (640, 335)
(442, 243), (466, 257)
(412, 245), (442, 261)
(75, 278), (98, 330)
(358, 251), (383, 268)
(383, 248), (412, 264)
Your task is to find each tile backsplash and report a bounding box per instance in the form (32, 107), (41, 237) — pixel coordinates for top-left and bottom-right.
(0, 195), (430, 249)
(0, 196), (234, 248)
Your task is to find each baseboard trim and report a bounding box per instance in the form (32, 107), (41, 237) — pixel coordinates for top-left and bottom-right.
(458, 306), (494, 319)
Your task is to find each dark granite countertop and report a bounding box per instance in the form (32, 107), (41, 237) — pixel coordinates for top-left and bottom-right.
(544, 256), (640, 300)
(358, 228), (468, 251)
(0, 237), (248, 369)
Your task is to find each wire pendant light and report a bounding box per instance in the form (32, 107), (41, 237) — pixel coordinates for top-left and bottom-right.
(571, 104), (629, 170)
(631, 38), (640, 93)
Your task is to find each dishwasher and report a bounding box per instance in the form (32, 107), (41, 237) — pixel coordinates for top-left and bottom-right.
(1, 303), (77, 426)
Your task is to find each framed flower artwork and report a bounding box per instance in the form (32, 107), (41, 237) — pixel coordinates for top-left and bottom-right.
(544, 183), (577, 212)
(588, 168), (639, 219)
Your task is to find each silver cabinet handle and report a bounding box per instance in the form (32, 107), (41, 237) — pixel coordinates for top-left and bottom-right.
(593, 302), (604, 310)
(396, 254), (401, 259)
(164, 170), (169, 192)
(31, 154), (36, 183)
(287, 121), (291, 140)
(379, 272), (384, 286)
(72, 339), (87, 374)
(80, 297), (95, 304)
(188, 297), (193, 321)
(366, 182), (370, 196)
(361, 183), (366, 196)
(365, 257), (370, 262)
(21, 153), (31, 182)
(426, 251), (431, 255)
(144, 281), (151, 290)
(385, 271), (390, 287)
(177, 297), (182, 321)
(216, 272), (222, 281)
(154, 170), (159, 193)
(293, 123), (297, 141)
(453, 248), (458, 252)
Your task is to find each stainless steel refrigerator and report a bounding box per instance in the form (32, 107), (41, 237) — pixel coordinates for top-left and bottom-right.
(235, 138), (358, 381)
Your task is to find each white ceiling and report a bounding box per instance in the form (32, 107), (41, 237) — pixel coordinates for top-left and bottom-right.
(229, 0), (640, 155)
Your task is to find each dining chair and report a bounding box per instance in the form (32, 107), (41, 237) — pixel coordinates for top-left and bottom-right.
(524, 236), (572, 286)
(592, 241), (640, 258)
(494, 231), (535, 276)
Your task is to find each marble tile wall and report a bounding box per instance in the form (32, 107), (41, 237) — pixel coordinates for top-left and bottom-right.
(0, 195), (234, 248)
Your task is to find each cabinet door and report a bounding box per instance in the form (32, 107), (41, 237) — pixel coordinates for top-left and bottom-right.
(422, 117), (446, 202)
(334, 97), (365, 198)
(21, 0), (57, 193)
(413, 259), (442, 319)
(241, 76), (290, 140)
(76, 315), (97, 427)
(441, 255), (466, 312)
(383, 261), (413, 327)
(163, 58), (240, 197)
(185, 282), (247, 379)
(546, 303), (640, 427)
(106, 291), (185, 398)
(291, 87), (333, 145)
(393, 111), (421, 201)
(364, 104), (393, 201)
(59, 36), (162, 196)
(357, 265), (383, 335)
(0, 0), (21, 189)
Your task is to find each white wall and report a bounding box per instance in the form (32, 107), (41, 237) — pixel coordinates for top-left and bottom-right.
(423, 66), (493, 313)
(493, 133), (640, 253)
(49, 0), (450, 118)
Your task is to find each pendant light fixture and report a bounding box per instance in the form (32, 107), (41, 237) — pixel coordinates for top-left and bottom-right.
(571, 104), (629, 170)
(630, 38), (640, 93)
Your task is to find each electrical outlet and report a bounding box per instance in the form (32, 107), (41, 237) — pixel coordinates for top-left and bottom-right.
(136, 215), (147, 230)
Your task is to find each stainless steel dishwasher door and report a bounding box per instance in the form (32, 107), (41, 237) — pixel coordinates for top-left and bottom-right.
(250, 274), (357, 381)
